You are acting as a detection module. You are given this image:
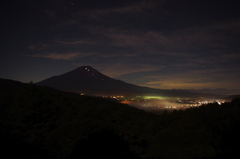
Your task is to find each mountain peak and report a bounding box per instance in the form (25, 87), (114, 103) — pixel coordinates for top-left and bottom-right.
(77, 66), (93, 69)
(72, 66), (95, 72)
(68, 66), (108, 79)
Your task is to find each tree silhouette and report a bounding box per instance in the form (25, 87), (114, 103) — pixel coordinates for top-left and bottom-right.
(69, 129), (139, 159)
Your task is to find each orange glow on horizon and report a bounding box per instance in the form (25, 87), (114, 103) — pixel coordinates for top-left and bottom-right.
(120, 101), (136, 104)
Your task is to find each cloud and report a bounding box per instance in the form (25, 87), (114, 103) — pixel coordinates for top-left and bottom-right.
(143, 68), (240, 89)
(74, 60), (162, 79)
(29, 52), (80, 60)
(55, 39), (97, 45)
(80, 0), (166, 20)
(213, 19), (240, 33)
(41, 0), (167, 29)
(38, 0), (240, 63)
(29, 43), (49, 50)
(82, 21), (228, 57)
(101, 63), (162, 78)
(40, 0), (240, 59)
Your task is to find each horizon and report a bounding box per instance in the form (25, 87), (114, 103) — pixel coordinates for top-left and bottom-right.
(37, 66), (240, 95)
(1, 0), (240, 91)
(2, 65), (240, 95)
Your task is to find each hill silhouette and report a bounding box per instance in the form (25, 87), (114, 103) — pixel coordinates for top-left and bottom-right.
(37, 66), (203, 97)
(1, 78), (240, 159)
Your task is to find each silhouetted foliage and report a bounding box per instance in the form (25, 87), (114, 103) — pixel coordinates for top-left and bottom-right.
(69, 129), (139, 159)
(231, 98), (240, 107)
(1, 79), (240, 159)
(0, 124), (48, 159)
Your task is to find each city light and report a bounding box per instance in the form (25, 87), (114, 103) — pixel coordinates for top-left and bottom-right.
(143, 96), (164, 99)
(100, 94), (226, 111)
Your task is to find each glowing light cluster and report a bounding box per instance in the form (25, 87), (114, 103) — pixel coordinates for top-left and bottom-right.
(143, 96), (164, 99)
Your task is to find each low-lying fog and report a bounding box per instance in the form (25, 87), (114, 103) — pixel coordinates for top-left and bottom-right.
(120, 97), (226, 114)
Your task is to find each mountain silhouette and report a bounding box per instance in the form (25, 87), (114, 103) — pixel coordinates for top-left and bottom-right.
(37, 66), (144, 95)
(37, 66), (202, 97)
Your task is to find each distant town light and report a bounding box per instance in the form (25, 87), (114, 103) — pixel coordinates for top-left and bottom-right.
(143, 96), (163, 99)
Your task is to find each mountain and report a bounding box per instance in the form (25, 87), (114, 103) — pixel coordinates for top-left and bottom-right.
(37, 66), (203, 97)
(188, 88), (240, 96)
(38, 66), (140, 95)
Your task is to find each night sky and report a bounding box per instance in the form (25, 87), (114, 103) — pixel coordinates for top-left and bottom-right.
(1, 0), (240, 90)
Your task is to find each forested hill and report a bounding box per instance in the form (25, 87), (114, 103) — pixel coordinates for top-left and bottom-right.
(1, 78), (240, 159)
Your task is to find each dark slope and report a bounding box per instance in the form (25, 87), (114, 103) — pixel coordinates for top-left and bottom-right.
(1, 78), (240, 159)
(37, 66), (203, 97)
(0, 78), (156, 159)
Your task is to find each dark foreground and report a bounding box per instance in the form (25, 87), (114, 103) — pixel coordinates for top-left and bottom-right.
(1, 79), (240, 159)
